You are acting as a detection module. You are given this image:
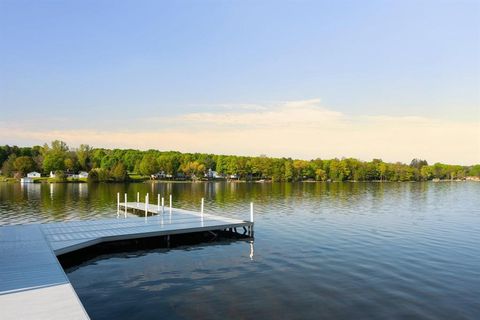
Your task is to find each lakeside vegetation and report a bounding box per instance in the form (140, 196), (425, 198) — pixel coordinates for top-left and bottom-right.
(1, 141), (479, 183)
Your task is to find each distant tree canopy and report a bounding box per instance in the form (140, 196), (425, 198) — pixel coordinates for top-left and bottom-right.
(0, 142), (479, 182)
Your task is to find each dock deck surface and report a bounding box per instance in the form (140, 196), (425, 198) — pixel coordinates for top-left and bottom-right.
(0, 204), (252, 320)
(0, 224), (90, 320)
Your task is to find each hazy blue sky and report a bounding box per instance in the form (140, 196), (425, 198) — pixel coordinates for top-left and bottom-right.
(1, 1), (479, 164)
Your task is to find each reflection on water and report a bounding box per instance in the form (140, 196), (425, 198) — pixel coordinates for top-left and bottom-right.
(1, 181), (480, 319)
(250, 240), (254, 260)
(0, 181), (451, 225)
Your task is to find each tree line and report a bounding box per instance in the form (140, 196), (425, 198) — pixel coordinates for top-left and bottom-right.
(1, 141), (479, 182)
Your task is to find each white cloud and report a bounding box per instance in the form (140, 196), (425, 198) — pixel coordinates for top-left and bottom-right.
(178, 99), (344, 129)
(0, 99), (479, 165)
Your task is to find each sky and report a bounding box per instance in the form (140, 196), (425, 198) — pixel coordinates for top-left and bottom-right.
(0, 0), (479, 165)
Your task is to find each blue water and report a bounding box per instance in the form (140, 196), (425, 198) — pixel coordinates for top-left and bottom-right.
(1, 181), (479, 319)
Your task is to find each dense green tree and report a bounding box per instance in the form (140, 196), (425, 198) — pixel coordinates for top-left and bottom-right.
(329, 159), (350, 181)
(139, 154), (159, 176)
(41, 141), (68, 173)
(76, 144), (92, 170)
(1, 154), (16, 177)
(122, 150), (142, 172)
(410, 158), (428, 169)
(64, 154), (78, 172)
(88, 168), (110, 182)
(157, 154), (180, 175)
(469, 165), (480, 177)
(0, 146), (9, 166)
(43, 153), (65, 172)
(284, 160), (293, 181)
(13, 156), (36, 176)
(315, 168), (327, 181)
(180, 161), (205, 179)
(110, 162), (127, 181)
(87, 169), (99, 182)
(215, 155), (226, 174)
(54, 170), (67, 181)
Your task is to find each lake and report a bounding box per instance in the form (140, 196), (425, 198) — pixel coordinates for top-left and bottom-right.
(0, 181), (479, 319)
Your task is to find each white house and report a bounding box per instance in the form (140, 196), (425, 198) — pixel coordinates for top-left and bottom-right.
(27, 172), (41, 178)
(213, 171), (223, 179)
(78, 171), (88, 179)
(205, 169), (224, 179)
(49, 171), (56, 178)
(20, 177), (34, 184)
(151, 171), (166, 180)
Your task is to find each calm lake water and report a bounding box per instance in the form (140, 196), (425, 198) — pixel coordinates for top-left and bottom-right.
(1, 181), (479, 319)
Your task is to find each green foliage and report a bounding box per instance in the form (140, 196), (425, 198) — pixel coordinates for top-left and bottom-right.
(43, 153), (65, 173)
(157, 154), (180, 175)
(180, 161), (205, 179)
(0, 141), (478, 182)
(110, 162), (127, 182)
(139, 154), (159, 176)
(469, 165), (480, 177)
(315, 168), (327, 181)
(54, 170), (67, 182)
(88, 168), (111, 182)
(76, 144), (92, 171)
(1, 154), (16, 177)
(87, 169), (99, 182)
(13, 156), (36, 176)
(41, 141), (69, 173)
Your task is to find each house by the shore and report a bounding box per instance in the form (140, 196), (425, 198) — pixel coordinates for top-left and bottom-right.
(78, 171), (88, 179)
(27, 171), (41, 178)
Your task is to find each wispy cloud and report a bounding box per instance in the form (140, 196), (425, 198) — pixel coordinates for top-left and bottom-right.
(1, 99), (479, 165)
(178, 99), (344, 129)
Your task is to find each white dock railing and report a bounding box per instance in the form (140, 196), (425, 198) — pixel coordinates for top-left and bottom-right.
(117, 193), (254, 229)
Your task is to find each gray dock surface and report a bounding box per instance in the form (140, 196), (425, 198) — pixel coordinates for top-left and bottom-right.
(0, 204), (252, 320)
(0, 224), (90, 320)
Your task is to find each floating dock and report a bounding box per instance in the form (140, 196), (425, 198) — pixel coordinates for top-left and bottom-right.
(0, 200), (254, 320)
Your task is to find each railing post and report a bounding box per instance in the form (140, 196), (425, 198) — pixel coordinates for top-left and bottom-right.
(117, 192), (120, 215)
(250, 202), (254, 222)
(162, 197), (165, 214)
(157, 194), (160, 212)
(137, 192), (139, 208)
(145, 194), (148, 217)
(124, 193), (127, 218)
(201, 197), (204, 216)
(169, 194), (172, 213)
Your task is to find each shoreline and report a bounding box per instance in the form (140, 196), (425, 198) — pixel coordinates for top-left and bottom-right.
(1, 178), (478, 184)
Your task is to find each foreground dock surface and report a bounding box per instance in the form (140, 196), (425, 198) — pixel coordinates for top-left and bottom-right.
(0, 204), (253, 320)
(0, 224), (90, 320)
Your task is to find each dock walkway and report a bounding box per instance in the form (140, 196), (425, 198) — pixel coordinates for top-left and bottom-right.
(0, 224), (90, 320)
(0, 203), (253, 320)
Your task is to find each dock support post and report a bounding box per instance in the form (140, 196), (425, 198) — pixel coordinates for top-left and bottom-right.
(124, 193), (127, 218)
(157, 194), (160, 212)
(137, 192), (139, 208)
(162, 197), (165, 214)
(117, 192), (120, 215)
(169, 194), (172, 214)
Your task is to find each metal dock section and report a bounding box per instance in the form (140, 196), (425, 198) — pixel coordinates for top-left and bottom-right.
(0, 201), (254, 319)
(0, 224), (90, 320)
